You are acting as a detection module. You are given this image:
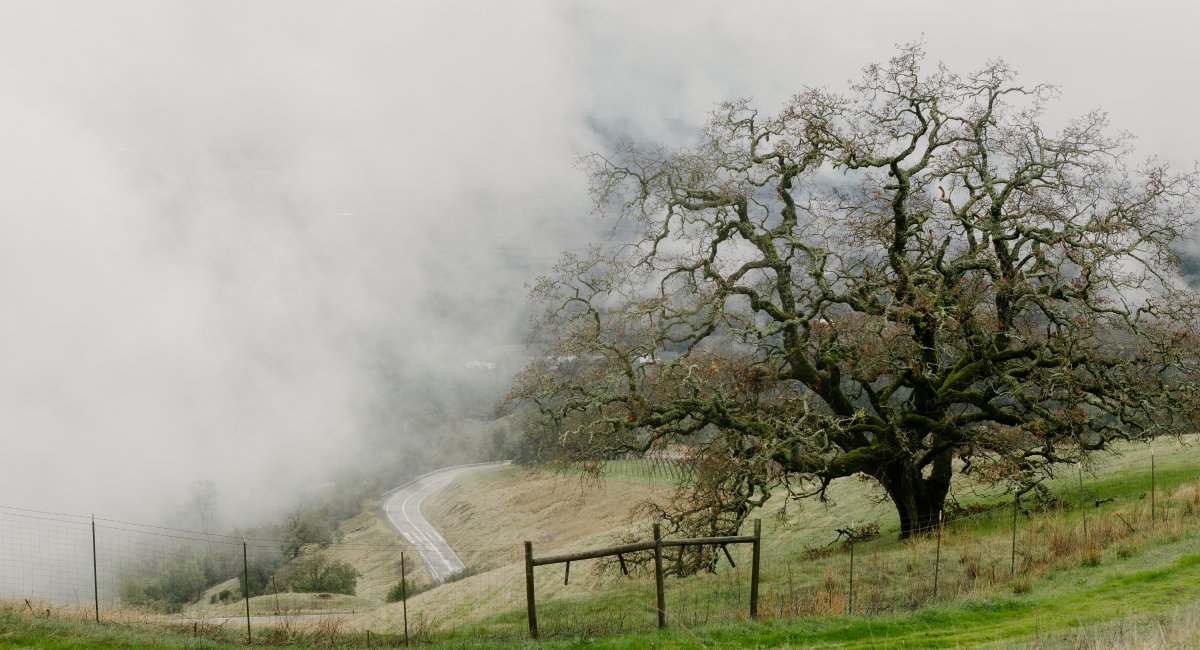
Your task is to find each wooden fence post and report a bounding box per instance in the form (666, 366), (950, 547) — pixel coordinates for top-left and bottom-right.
(653, 523), (665, 629)
(524, 541), (538, 638)
(523, 528), (758, 632)
(750, 518), (761, 620)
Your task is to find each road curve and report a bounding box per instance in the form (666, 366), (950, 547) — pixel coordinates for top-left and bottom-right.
(380, 462), (505, 583)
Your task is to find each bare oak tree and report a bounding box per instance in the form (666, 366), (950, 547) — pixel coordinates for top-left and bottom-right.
(511, 46), (1200, 544)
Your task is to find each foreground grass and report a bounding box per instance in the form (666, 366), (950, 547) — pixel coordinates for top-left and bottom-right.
(0, 611), (238, 650)
(5, 545), (1200, 649)
(5, 521), (1200, 648)
(5, 439), (1198, 648)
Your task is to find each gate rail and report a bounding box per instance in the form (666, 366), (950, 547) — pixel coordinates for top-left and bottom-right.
(522, 519), (762, 638)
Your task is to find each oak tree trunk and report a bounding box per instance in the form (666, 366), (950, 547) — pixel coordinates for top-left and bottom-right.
(875, 449), (953, 539)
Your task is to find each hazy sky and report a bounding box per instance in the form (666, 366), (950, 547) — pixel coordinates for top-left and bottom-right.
(1, 0), (1197, 520)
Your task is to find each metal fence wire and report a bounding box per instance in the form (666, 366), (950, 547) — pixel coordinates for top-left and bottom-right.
(0, 454), (1195, 643)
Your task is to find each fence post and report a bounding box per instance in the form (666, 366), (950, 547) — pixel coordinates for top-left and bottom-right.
(524, 541), (538, 638)
(933, 511), (943, 599)
(91, 515), (99, 623)
(653, 523), (665, 629)
(242, 539), (251, 644)
(1010, 493), (1018, 576)
(750, 518), (761, 620)
(401, 551), (409, 646)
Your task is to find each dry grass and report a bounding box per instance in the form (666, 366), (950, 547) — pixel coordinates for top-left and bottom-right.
(1023, 601), (1200, 649)
(1172, 482), (1200, 516)
(322, 505), (420, 600)
(421, 465), (675, 570)
(324, 465), (675, 633)
(365, 447), (1200, 638)
(23, 437), (1194, 645)
(744, 474), (1200, 629)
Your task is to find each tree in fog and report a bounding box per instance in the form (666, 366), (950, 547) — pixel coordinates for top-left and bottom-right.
(511, 45), (1200, 547)
(184, 479), (220, 535)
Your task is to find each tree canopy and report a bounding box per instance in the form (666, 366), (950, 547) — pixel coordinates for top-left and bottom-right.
(510, 45), (1200, 544)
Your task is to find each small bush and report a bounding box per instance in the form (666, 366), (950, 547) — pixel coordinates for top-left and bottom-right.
(120, 559), (206, 613)
(385, 580), (414, 603)
(835, 522), (880, 545)
(273, 551), (360, 596)
(386, 566), (480, 602)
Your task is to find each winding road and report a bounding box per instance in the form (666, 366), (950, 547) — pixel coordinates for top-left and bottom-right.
(380, 462), (505, 583)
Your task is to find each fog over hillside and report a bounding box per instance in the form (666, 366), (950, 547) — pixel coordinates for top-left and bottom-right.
(1, 0), (1197, 523)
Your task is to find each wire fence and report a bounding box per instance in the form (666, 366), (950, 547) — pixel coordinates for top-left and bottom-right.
(2, 453), (1197, 645)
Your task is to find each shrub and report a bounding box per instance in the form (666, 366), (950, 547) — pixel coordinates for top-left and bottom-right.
(385, 580), (409, 603)
(385, 565), (481, 602)
(273, 551), (360, 595)
(120, 559), (206, 613)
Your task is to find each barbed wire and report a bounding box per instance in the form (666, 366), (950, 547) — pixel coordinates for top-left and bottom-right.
(1, 454), (1190, 642)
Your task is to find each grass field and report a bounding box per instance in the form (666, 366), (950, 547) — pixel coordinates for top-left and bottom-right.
(3, 438), (1199, 648)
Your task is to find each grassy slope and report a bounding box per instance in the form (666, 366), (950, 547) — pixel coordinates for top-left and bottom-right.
(428, 438), (1200, 647)
(5, 548), (1200, 650)
(4, 439), (1200, 648)
(0, 609), (240, 650)
(362, 465), (676, 630)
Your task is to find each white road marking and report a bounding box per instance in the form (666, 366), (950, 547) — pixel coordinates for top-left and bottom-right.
(382, 464), (503, 583)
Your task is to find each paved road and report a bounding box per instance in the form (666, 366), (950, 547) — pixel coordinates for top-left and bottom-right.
(381, 463), (503, 583)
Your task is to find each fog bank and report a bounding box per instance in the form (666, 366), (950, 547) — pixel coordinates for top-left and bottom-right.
(1, 0), (1196, 522)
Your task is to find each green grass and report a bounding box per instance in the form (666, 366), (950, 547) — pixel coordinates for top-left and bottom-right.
(0, 611), (242, 649)
(6, 544), (1200, 650)
(427, 538), (1200, 648)
(5, 439), (1199, 649)
(4, 542), (1200, 649)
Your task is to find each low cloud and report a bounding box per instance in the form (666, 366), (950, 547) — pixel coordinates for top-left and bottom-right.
(0, 0), (1195, 522)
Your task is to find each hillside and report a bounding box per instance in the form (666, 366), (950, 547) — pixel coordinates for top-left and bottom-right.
(8, 439), (1200, 648)
(361, 438), (1200, 643)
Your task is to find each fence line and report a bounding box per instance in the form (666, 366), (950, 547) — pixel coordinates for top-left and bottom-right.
(523, 520), (761, 637)
(0, 452), (1191, 643)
